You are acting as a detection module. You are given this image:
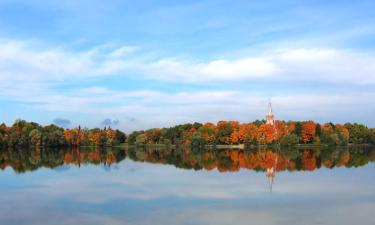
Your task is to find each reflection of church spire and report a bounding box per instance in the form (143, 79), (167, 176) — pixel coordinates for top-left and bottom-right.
(266, 153), (278, 193)
(77, 148), (81, 168)
(266, 98), (275, 125)
(266, 168), (275, 193)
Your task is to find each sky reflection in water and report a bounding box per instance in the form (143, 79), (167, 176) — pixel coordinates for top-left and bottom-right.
(0, 147), (374, 225)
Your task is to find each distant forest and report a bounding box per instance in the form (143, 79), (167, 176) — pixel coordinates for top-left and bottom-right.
(128, 120), (375, 147)
(1, 119), (374, 149)
(0, 120), (126, 148)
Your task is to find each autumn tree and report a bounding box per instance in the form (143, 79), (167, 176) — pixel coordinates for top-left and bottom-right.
(190, 132), (206, 148)
(257, 124), (275, 144)
(286, 121), (296, 134)
(216, 121), (238, 144)
(335, 124), (349, 145)
(237, 123), (258, 144)
(29, 129), (42, 147)
(197, 123), (217, 144)
(183, 128), (197, 144)
(301, 121), (316, 143)
(146, 128), (163, 144)
(230, 131), (240, 144)
(274, 120), (288, 142)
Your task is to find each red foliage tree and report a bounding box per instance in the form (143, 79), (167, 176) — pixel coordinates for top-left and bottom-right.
(301, 121), (316, 143)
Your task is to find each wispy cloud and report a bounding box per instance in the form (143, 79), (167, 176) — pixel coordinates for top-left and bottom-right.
(0, 39), (375, 129)
(1, 39), (375, 85)
(4, 85), (372, 130)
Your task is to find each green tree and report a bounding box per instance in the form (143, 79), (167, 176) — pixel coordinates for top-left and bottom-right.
(29, 129), (42, 147)
(115, 130), (126, 144)
(8, 132), (18, 147)
(128, 131), (142, 145)
(369, 129), (375, 145)
(294, 122), (302, 137)
(253, 120), (265, 127)
(0, 133), (3, 147)
(192, 122), (203, 130)
(135, 133), (147, 146)
(316, 124), (322, 137)
(197, 125), (216, 144)
(345, 123), (370, 144)
(280, 134), (299, 147)
(190, 132), (206, 148)
(42, 125), (66, 147)
(320, 131), (340, 146)
(99, 135), (107, 146)
(216, 121), (236, 144)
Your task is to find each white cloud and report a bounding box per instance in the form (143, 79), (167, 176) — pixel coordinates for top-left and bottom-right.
(1, 39), (375, 85)
(1, 84), (372, 130)
(275, 48), (375, 84)
(132, 56), (277, 82)
(1, 39), (375, 129)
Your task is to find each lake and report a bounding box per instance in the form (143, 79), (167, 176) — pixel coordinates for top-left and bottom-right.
(0, 146), (374, 225)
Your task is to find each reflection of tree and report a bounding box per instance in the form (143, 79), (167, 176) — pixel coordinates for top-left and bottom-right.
(0, 146), (374, 174)
(0, 147), (126, 173)
(127, 147), (375, 173)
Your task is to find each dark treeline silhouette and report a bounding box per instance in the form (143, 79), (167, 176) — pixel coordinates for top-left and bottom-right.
(0, 120), (126, 148)
(1, 146), (374, 173)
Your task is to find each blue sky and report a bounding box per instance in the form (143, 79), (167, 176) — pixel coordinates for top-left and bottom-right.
(0, 0), (375, 131)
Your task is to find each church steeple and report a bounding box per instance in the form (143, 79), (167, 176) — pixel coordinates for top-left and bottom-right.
(266, 98), (275, 125)
(268, 98), (273, 115)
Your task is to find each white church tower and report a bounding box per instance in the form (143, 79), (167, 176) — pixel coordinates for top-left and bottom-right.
(266, 98), (275, 125)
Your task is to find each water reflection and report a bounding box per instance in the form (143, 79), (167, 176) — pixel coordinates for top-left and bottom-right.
(0, 146), (374, 225)
(1, 146), (374, 174)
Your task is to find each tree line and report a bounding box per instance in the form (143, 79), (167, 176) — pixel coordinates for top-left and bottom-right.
(1, 119), (374, 149)
(0, 120), (126, 148)
(128, 120), (375, 147)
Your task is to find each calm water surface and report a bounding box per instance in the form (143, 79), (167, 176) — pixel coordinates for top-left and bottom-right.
(0, 147), (374, 225)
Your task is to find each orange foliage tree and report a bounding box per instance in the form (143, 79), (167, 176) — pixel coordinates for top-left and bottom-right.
(198, 123), (217, 144)
(238, 123), (258, 143)
(216, 121), (239, 144)
(274, 120), (288, 141)
(257, 124), (275, 144)
(301, 121), (316, 143)
(335, 124), (349, 142)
